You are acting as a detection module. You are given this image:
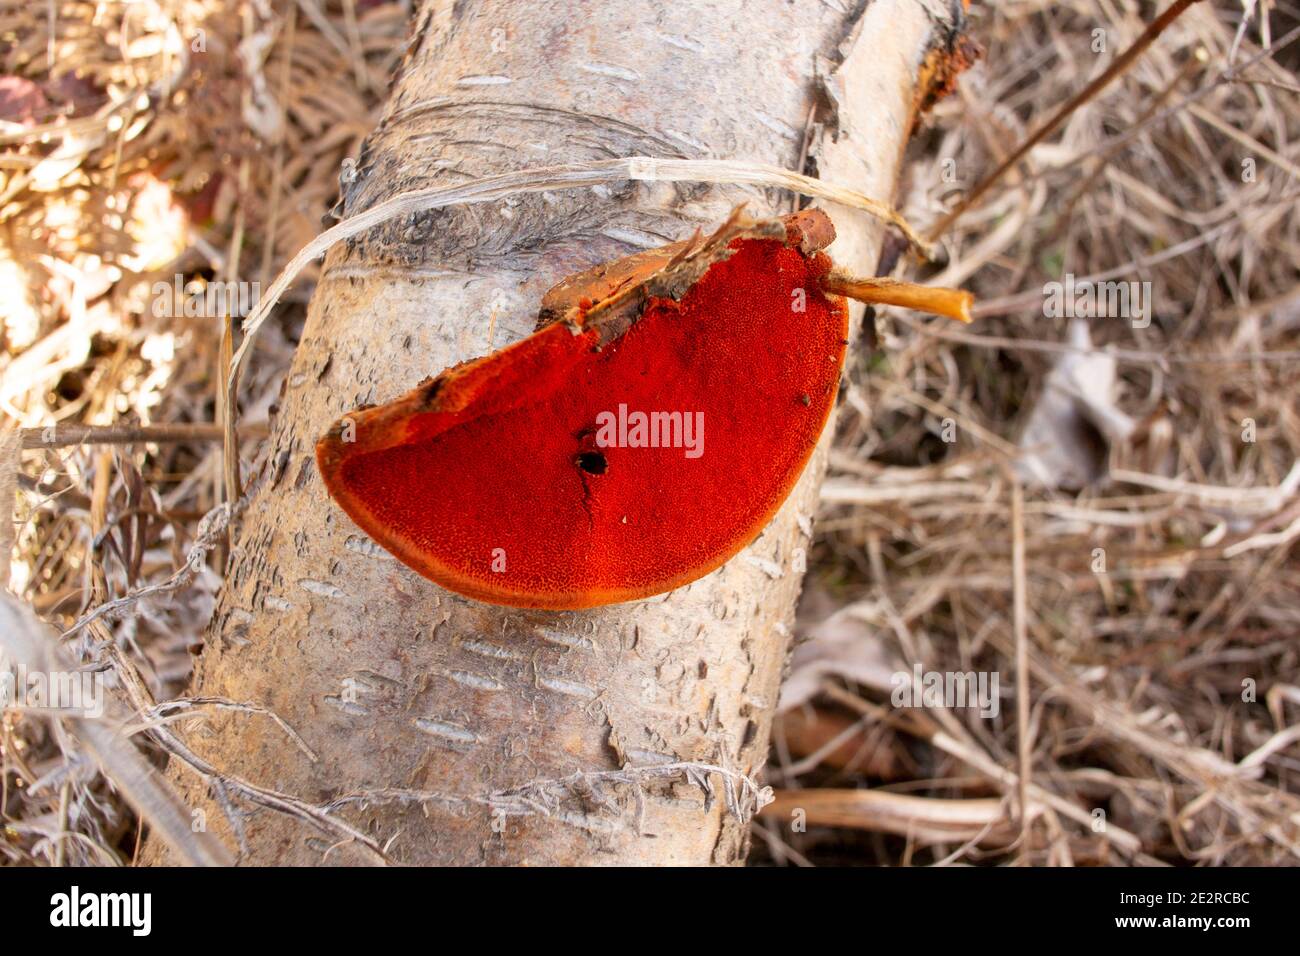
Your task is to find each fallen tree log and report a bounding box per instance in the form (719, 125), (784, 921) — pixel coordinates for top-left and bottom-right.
(148, 0), (966, 866)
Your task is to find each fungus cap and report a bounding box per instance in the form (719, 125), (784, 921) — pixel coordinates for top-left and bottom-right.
(316, 210), (849, 609)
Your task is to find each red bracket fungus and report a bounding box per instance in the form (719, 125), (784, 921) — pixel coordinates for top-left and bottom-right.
(317, 208), (972, 609)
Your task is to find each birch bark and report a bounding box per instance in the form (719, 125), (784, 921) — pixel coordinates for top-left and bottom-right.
(149, 0), (960, 866)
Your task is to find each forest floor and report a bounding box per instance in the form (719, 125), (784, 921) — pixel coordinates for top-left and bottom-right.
(2, 1), (1298, 866)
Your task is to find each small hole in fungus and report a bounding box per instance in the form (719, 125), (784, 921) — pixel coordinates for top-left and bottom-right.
(576, 450), (608, 475)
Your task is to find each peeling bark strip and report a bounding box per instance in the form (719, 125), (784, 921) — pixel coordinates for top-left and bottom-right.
(149, 0), (962, 865)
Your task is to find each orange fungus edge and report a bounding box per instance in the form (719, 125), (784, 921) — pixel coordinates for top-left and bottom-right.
(316, 214), (848, 609)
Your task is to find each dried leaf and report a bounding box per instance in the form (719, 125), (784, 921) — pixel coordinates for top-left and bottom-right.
(1017, 319), (1136, 490)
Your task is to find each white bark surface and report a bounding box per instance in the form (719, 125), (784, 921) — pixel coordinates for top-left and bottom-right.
(150, 0), (958, 865)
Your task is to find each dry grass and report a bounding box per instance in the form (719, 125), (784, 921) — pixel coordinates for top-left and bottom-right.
(0, 0), (405, 865)
(2, 0), (1299, 866)
(762, 0), (1300, 866)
